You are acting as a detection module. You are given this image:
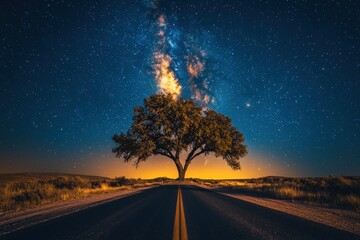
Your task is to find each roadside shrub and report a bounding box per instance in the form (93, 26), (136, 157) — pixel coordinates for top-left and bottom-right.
(0, 174), (138, 212)
(50, 176), (92, 190)
(202, 176), (360, 211)
(337, 194), (360, 211)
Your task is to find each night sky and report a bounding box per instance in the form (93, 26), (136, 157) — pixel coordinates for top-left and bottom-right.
(1, 0), (359, 178)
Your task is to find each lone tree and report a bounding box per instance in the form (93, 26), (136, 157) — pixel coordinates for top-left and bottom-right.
(112, 94), (247, 181)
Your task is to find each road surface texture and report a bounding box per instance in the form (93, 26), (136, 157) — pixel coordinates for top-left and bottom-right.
(1, 185), (359, 240)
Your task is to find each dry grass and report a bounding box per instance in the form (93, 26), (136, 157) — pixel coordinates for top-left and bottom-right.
(0, 173), (169, 213)
(191, 176), (360, 211)
(3, 173), (358, 212)
(337, 194), (360, 211)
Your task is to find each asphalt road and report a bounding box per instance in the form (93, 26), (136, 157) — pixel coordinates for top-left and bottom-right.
(2, 185), (359, 240)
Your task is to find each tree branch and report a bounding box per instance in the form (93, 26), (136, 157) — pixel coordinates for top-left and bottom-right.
(167, 150), (176, 159)
(190, 149), (207, 161)
(154, 150), (174, 160)
(185, 145), (200, 163)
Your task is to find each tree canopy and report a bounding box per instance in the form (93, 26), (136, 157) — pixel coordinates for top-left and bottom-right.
(112, 94), (247, 180)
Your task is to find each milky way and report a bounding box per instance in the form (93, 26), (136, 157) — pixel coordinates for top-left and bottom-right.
(0, 0), (359, 176)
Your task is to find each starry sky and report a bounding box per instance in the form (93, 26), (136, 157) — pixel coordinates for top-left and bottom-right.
(1, 0), (359, 178)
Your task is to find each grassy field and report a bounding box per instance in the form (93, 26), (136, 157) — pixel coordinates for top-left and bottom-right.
(190, 176), (360, 211)
(0, 173), (170, 213)
(1, 173), (359, 213)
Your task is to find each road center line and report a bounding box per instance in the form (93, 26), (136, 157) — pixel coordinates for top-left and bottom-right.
(173, 186), (188, 240)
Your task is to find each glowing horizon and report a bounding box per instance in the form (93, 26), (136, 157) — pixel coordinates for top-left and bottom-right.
(0, 150), (305, 179)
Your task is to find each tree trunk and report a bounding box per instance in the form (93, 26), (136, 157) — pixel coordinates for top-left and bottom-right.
(178, 167), (186, 181)
(174, 158), (188, 181)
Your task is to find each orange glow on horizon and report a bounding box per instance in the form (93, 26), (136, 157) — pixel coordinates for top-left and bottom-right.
(1, 151), (303, 179)
(71, 151), (302, 179)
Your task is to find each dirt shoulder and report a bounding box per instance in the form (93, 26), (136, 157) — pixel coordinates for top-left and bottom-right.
(0, 186), (156, 236)
(202, 186), (360, 236)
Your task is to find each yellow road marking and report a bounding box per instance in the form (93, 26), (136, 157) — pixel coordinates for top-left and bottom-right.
(173, 186), (188, 240)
